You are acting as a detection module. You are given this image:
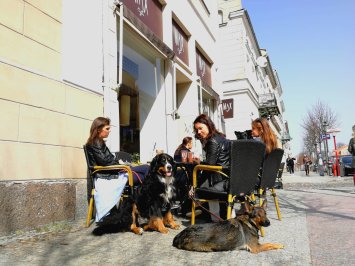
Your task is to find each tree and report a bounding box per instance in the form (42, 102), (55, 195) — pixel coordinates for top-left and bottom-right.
(300, 101), (339, 159)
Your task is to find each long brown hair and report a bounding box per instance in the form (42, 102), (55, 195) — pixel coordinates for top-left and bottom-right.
(86, 117), (111, 145)
(193, 114), (225, 140)
(252, 118), (277, 154)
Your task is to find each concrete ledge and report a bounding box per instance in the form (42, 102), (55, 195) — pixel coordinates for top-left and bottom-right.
(0, 180), (81, 235)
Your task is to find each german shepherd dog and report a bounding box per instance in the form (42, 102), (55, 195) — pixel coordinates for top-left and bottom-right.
(93, 153), (180, 236)
(173, 200), (284, 253)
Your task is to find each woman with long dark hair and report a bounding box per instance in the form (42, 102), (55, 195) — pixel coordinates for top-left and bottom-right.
(193, 114), (230, 220)
(85, 117), (149, 222)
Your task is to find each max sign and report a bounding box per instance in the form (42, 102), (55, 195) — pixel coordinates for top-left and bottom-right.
(222, 99), (233, 118)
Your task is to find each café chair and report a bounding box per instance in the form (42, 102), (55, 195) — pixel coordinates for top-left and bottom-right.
(257, 148), (284, 220)
(83, 145), (134, 227)
(190, 140), (266, 225)
(255, 148), (284, 237)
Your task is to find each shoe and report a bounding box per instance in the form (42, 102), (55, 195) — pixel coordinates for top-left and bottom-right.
(170, 201), (181, 210)
(185, 210), (202, 218)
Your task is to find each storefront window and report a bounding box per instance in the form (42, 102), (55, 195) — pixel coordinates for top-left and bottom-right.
(119, 72), (140, 154)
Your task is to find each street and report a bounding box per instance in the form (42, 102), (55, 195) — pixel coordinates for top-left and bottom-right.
(1, 172), (355, 266)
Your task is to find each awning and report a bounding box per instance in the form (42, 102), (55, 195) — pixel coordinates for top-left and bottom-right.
(121, 5), (175, 60)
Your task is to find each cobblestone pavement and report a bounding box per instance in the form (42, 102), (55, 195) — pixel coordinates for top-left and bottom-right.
(1, 172), (354, 266)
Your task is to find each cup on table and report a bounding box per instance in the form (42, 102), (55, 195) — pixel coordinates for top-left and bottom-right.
(181, 150), (188, 163)
(187, 152), (194, 163)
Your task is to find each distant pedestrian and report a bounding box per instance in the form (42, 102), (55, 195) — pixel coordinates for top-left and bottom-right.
(303, 155), (312, 176)
(348, 124), (355, 169)
(286, 155), (296, 174)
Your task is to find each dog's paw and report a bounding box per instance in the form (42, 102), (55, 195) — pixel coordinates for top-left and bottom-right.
(275, 244), (284, 249)
(131, 226), (144, 235)
(170, 224), (180, 230)
(159, 228), (169, 234)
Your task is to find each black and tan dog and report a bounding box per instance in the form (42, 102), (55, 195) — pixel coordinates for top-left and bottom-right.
(234, 130), (253, 140)
(93, 153), (180, 236)
(173, 200), (284, 253)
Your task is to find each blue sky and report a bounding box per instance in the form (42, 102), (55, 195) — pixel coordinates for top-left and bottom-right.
(242, 0), (355, 154)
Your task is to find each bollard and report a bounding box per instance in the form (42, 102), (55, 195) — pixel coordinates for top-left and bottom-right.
(333, 163), (337, 176)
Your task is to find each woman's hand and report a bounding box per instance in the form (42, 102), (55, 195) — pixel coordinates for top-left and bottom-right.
(188, 186), (195, 197)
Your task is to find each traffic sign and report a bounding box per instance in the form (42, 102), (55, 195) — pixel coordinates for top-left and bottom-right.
(321, 134), (330, 140)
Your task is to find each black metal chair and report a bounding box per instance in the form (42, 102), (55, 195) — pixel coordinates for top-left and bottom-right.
(83, 145), (134, 227)
(190, 140), (266, 225)
(274, 162), (285, 189)
(257, 148), (284, 221)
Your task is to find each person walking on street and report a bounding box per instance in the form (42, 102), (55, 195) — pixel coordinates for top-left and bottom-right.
(348, 124), (355, 171)
(303, 155), (312, 176)
(286, 155), (296, 174)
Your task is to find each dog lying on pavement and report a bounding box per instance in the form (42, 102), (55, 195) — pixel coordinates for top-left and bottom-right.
(172, 200), (284, 253)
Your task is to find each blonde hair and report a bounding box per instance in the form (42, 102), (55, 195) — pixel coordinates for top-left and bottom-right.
(252, 118), (277, 154)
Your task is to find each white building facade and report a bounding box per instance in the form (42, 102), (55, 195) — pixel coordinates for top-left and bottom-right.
(217, 0), (290, 159)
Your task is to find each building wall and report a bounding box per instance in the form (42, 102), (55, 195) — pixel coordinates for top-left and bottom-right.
(0, 0), (104, 235)
(0, 0), (222, 235)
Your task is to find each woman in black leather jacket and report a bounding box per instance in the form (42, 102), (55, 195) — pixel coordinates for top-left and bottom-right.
(193, 114), (230, 220)
(85, 117), (149, 182)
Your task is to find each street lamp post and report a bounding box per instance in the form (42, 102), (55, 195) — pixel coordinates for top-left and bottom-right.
(322, 121), (330, 175)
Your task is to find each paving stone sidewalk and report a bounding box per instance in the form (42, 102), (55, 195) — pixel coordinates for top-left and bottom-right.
(0, 171), (354, 265)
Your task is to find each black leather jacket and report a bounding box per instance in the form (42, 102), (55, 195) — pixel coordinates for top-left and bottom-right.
(86, 141), (118, 167)
(201, 134), (231, 186)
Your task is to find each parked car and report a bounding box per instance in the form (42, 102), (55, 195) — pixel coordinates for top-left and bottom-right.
(339, 155), (353, 177)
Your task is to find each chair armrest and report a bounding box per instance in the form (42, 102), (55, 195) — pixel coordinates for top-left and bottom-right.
(92, 165), (134, 186)
(192, 164), (223, 187)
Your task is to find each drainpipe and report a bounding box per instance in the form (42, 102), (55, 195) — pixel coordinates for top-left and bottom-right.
(117, 1), (123, 89)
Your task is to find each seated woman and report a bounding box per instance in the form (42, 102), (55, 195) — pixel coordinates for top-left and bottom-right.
(85, 117), (149, 222)
(193, 114), (231, 221)
(173, 136), (198, 217)
(174, 136), (193, 162)
(251, 117), (278, 154)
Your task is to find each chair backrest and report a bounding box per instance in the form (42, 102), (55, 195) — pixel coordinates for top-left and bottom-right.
(260, 148), (284, 189)
(277, 162), (285, 179)
(83, 144), (94, 202)
(229, 140), (266, 195)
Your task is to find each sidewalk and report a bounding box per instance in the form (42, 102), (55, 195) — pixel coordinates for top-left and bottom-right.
(282, 170), (354, 189)
(1, 171), (354, 265)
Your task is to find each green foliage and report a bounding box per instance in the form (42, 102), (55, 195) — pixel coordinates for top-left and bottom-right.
(132, 153), (140, 164)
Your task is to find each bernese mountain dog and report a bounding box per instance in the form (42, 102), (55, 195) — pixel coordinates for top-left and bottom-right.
(93, 153), (180, 236)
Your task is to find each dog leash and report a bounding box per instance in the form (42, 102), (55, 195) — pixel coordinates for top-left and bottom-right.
(189, 194), (225, 222)
(131, 170), (143, 184)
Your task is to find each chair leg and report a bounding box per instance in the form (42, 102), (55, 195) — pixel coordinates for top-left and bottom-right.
(250, 192), (256, 202)
(271, 188), (282, 221)
(258, 188), (264, 206)
(191, 200), (196, 225)
(226, 194), (233, 219)
(86, 189), (95, 227)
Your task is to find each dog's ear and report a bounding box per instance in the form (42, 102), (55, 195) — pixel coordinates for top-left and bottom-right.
(244, 200), (252, 214)
(261, 199), (268, 210)
(150, 155), (159, 172)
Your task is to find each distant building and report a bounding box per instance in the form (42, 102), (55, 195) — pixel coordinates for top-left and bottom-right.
(217, 0), (290, 160)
